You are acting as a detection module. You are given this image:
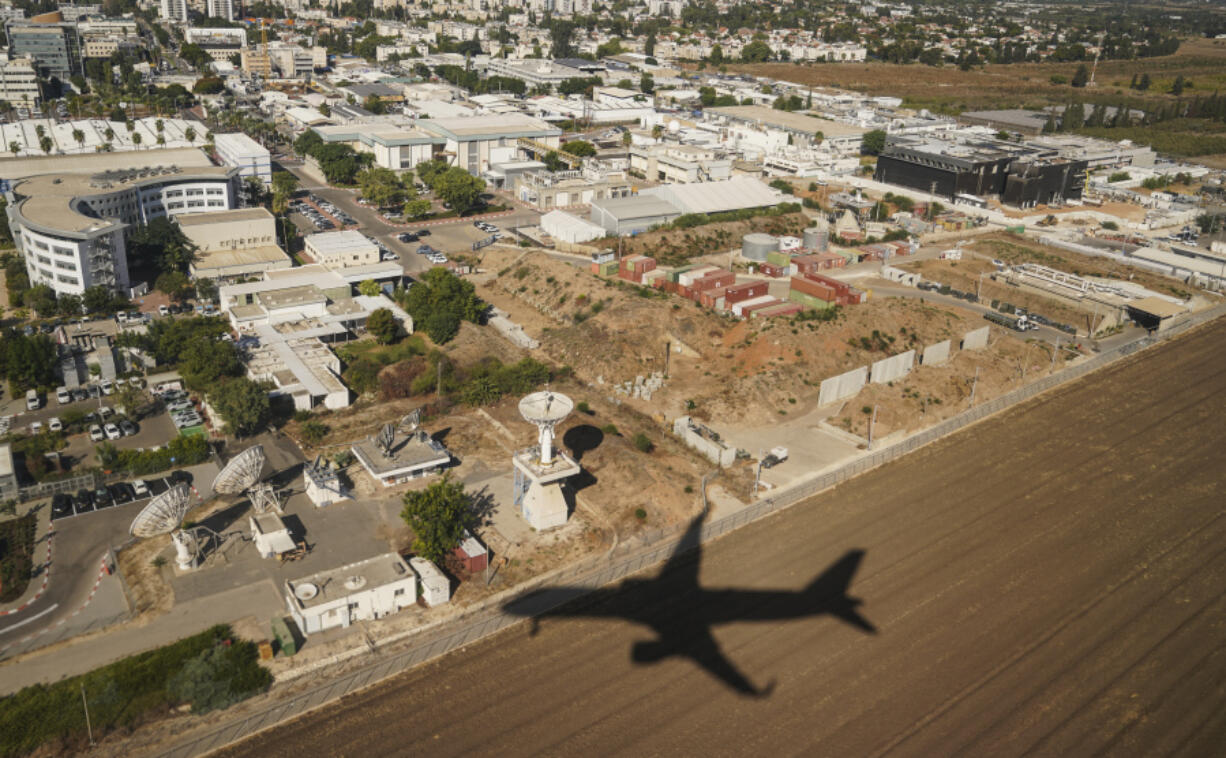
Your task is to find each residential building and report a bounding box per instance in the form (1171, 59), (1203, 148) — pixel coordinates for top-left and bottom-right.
(206, 0), (235, 21)
(5, 20), (82, 79)
(159, 0), (188, 23)
(513, 167), (633, 211)
(183, 27), (247, 61)
(0, 57), (41, 107)
(267, 42), (317, 78)
(213, 132), (272, 185)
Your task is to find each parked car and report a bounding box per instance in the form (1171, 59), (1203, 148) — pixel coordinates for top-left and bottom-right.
(73, 489), (94, 513)
(168, 470), (192, 486)
(100, 379), (114, 395)
(29, 421), (43, 434)
(72, 388), (88, 402)
(104, 423), (122, 440)
(158, 304), (169, 316)
(48, 417), (62, 432)
(98, 406), (113, 418)
(93, 486), (114, 508)
(51, 493), (73, 518)
(56, 386), (70, 404)
(89, 424), (105, 441)
(132, 479), (149, 497)
(26, 389), (40, 410)
(120, 420), (137, 436)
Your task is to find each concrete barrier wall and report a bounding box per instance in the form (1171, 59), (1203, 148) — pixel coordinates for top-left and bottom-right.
(962, 326), (989, 351)
(880, 265), (920, 287)
(672, 417), (737, 468)
(921, 340), (951, 366)
(818, 365), (868, 406)
(870, 350), (915, 384)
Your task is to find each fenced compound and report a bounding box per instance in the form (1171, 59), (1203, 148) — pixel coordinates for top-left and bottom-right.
(159, 305), (1224, 758)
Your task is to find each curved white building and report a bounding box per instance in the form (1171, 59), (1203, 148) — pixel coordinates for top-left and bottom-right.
(7, 160), (240, 296)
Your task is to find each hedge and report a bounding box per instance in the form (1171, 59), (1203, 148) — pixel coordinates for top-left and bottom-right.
(0, 625), (271, 757)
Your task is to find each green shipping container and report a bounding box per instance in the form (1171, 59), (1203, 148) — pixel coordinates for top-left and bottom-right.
(787, 290), (837, 310)
(272, 616), (301, 656)
(597, 261), (619, 276)
(1006, 225), (1025, 234)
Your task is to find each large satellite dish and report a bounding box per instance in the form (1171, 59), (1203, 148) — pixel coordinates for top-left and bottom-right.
(212, 445), (266, 495)
(519, 390), (574, 466)
(130, 483), (193, 538)
(129, 483), (199, 571)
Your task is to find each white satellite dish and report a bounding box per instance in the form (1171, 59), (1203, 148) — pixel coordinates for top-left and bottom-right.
(130, 483), (192, 538)
(519, 390), (574, 466)
(212, 445), (266, 496)
(129, 483), (198, 570)
(668, 119), (680, 133)
(294, 582), (319, 601)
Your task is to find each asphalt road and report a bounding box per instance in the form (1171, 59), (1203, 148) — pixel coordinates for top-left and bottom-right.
(216, 318), (1226, 756)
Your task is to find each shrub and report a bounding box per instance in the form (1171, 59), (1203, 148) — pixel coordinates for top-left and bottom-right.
(601, 423), (620, 436)
(632, 432), (654, 453)
(576, 401), (591, 414)
(634, 507), (647, 520)
(299, 420), (329, 445)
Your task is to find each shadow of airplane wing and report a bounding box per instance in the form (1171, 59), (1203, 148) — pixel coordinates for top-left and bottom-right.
(633, 628), (775, 698)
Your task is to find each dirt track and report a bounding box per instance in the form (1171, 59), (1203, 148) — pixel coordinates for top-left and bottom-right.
(216, 319), (1226, 757)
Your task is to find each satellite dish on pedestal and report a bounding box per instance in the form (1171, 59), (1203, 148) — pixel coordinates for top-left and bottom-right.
(519, 390), (574, 466)
(212, 445), (266, 495)
(130, 483), (196, 570)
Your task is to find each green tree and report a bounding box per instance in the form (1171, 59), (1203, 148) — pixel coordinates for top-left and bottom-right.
(741, 40), (772, 62)
(709, 44), (724, 64)
(195, 277), (218, 303)
(366, 307), (398, 344)
(208, 378), (271, 437)
(1171, 75), (1185, 96)
(57, 293), (82, 318)
(358, 279), (382, 297)
(358, 166), (406, 208)
(82, 285), (117, 314)
(432, 167), (486, 215)
(155, 271), (193, 301)
(639, 73), (655, 94)
(24, 284), (58, 317)
(1071, 64), (1089, 88)
(561, 140), (596, 157)
(423, 311), (460, 344)
(860, 129), (887, 155)
(180, 339), (242, 389)
(1138, 73), (1151, 91)
(299, 420), (329, 445)
(403, 198), (432, 219)
(400, 475), (474, 564)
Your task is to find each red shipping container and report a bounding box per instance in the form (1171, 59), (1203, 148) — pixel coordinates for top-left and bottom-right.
(741, 298), (781, 316)
(754, 302), (804, 318)
(692, 271), (734, 292)
(723, 281), (768, 304)
(760, 262), (785, 277)
(791, 276), (836, 302)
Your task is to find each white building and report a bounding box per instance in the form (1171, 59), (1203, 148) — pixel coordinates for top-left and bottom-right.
(312, 121), (440, 173)
(4, 149), (238, 297)
(419, 113), (562, 175)
(304, 230), (379, 269)
(286, 553), (418, 636)
(0, 57), (40, 107)
(160, 0), (188, 23)
(410, 557), (450, 607)
(206, 0), (236, 21)
(213, 132), (272, 185)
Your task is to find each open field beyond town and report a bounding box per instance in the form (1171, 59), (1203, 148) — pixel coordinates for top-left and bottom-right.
(209, 308), (1226, 758)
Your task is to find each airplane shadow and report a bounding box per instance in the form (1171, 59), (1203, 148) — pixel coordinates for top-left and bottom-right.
(502, 510), (875, 698)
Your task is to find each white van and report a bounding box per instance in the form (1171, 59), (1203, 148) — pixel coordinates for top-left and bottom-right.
(26, 389), (40, 410)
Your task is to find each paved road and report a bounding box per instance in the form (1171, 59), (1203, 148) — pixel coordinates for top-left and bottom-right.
(217, 319), (1226, 756)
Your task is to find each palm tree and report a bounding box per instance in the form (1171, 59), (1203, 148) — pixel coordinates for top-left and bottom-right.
(8, 140), (18, 155)
(155, 118), (164, 134)
(185, 126), (196, 144)
(72, 129), (85, 149)
(40, 136), (53, 154)
(132, 132), (142, 148)
(104, 126), (115, 141)
(35, 124), (45, 139)
(125, 119), (135, 132)
(156, 135), (165, 146)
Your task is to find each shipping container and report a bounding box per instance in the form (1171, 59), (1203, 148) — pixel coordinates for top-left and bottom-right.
(732, 294), (777, 317)
(760, 262), (786, 277)
(787, 289), (839, 311)
(753, 302), (805, 318)
(741, 298), (783, 316)
(454, 531), (488, 573)
(723, 281), (768, 304)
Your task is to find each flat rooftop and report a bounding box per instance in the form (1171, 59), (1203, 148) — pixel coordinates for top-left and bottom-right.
(286, 552), (411, 610)
(258, 284), (327, 310)
(707, 105), (867, 137)
(352, 430), (451, 477)
(192, 245), (291, 273)
(305, 230), (377, 255)
(422, 113), (561, 141)
(177, 207), (274, 227)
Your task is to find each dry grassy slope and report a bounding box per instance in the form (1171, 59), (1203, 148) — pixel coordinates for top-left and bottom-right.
(474, 249), (1042, 427)
(591, 212), (813, 266)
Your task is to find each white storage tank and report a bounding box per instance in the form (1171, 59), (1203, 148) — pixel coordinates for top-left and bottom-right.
(742, 233), (779, 261)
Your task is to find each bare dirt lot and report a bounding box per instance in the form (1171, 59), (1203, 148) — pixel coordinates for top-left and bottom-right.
(475, 248), (1059, 438)
(212, 309), (1226, 758)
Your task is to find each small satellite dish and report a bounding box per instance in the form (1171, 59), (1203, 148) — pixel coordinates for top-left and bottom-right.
(399, 408), (422, 435)
(130, 483), (193, 538)
(668, 119), (680, 133)
(376, 423), (396, 457)
(343, 575), (367, 591)
(294, 583), (319, 601)
(212, 445), (266, 496)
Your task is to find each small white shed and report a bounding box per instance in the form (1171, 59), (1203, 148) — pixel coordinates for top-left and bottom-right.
(410, 557), (451, 607)
(250, 514), (295, 558)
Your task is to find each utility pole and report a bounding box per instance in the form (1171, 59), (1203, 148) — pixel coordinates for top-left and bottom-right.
(436, 359), (442, 398)
(81, 684), (95, 748)
(969, 367), (979, 407)
(1052, 335), (1060, 367)
(867, 405), (878, 450)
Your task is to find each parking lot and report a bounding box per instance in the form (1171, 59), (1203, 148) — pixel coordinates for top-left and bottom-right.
(48, 470), (197, 521)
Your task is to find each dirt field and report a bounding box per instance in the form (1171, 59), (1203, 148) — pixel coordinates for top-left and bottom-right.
(589, 212), (812, 267)
(211, 309), (1226, 758)
(729, 38), (1226, 115)
(474, 248), (1059, 437)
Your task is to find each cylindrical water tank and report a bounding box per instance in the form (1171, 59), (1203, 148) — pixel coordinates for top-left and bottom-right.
(742, 233), (779, 261)
(803, 226), (829, 252)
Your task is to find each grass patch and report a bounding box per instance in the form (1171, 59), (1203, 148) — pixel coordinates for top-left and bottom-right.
(0, 624), (271, 757)
(0, 513), (36, 603)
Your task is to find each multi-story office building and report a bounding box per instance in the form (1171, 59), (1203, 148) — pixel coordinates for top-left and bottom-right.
(4, 20), (82, 79)
(213, 132), (272, 185)
(160, 0), (188, 23)
(183, 26), (247, 61)
(0, 58), (41, 107)
(4, 150), (240, 296)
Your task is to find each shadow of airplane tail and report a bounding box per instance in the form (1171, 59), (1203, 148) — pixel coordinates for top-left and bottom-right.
(806, 549), (878, 634)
